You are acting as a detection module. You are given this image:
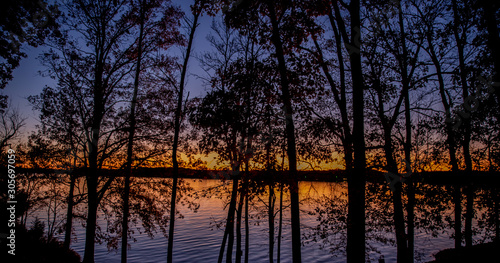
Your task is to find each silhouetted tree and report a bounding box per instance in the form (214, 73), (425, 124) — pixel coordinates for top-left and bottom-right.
(223, 1), (326, 261)
(328, 1), (366, 261)
(34, 1), (146, 261)
(167, 2), (200, 262)
(0, 0), (59, 91)
(0, 107), (26, 153)
(116, 1), (183, 262)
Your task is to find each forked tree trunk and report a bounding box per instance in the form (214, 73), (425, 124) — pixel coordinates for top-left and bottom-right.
(426, 25), (462, 248)
(227, 168), (240, 263)
(382, 124), (408, 263)
(218, 163), (241, 263)
(320, 11), (354, 170)
(267, 3), (301, 262)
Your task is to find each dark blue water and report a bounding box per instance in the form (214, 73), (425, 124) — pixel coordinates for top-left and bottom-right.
(39, 179), (474, 262)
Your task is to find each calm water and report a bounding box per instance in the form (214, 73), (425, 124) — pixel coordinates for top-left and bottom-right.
(31, 178), (494, 263)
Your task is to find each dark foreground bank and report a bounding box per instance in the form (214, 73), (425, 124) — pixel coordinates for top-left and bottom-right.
(427, 241), (500, 263)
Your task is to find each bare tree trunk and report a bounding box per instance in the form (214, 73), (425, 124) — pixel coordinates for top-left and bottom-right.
(269, 181), (275, 263)
(218, 164), (241, 263)
(83, 174), (98, 263)
(235, 162), (249, 263)
(398, 2), (414, 260)
(382, 122), (408, 263)
(389, 163), (408, 263)
(464, 187), (474, 247)
(267, 3), (301, 262)
(83, 103), (113, 263)
(64, 173), (76, 249)
(393, 183), (408, 263)
(343, 1), (366, 261)
(406, 180), (414, 262)
(236, 180), (244, 263)
(244, 174), (249, 263)
(218, 216), (230, 263)
(277, 173), (284, 263)
(167, 9), (199, 263)
(83, 53), (106, 263)
(227, 167), (240, 263)
(264, 107), (274, 263)
(121, 170), (132, 261)
(453, 186), (462, 248)
(243, 91), (252, 263)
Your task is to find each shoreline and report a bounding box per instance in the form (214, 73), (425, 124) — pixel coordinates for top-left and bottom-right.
(10, 167), (500, 185)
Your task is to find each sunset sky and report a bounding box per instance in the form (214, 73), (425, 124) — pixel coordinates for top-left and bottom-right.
(3, 0), (216, 141)
(2, 0), (352, 171)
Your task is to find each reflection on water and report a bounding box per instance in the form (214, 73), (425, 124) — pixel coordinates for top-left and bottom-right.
(27, 178), (498, 263)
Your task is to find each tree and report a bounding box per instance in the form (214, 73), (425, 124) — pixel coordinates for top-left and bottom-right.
(35, 1), (144, 262)
(192, 18), (282, 262)
(222, 1), (326, 261)
(117, 1), (183, 262)
(304, 13), (354, 172)
(191, 87), (246, 263)
(327, 1), (366, 261)
(0, 106), (25, 153)
(167, 2), (200, 262)
(414, 0), (462, 248)
(450, 0), (475, 248)
(29, 76), (88, 249)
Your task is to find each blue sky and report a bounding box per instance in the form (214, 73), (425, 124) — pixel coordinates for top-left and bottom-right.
(2, 0), (217, 141)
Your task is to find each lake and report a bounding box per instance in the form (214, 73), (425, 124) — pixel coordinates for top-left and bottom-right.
(28, 178), (496, 263)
